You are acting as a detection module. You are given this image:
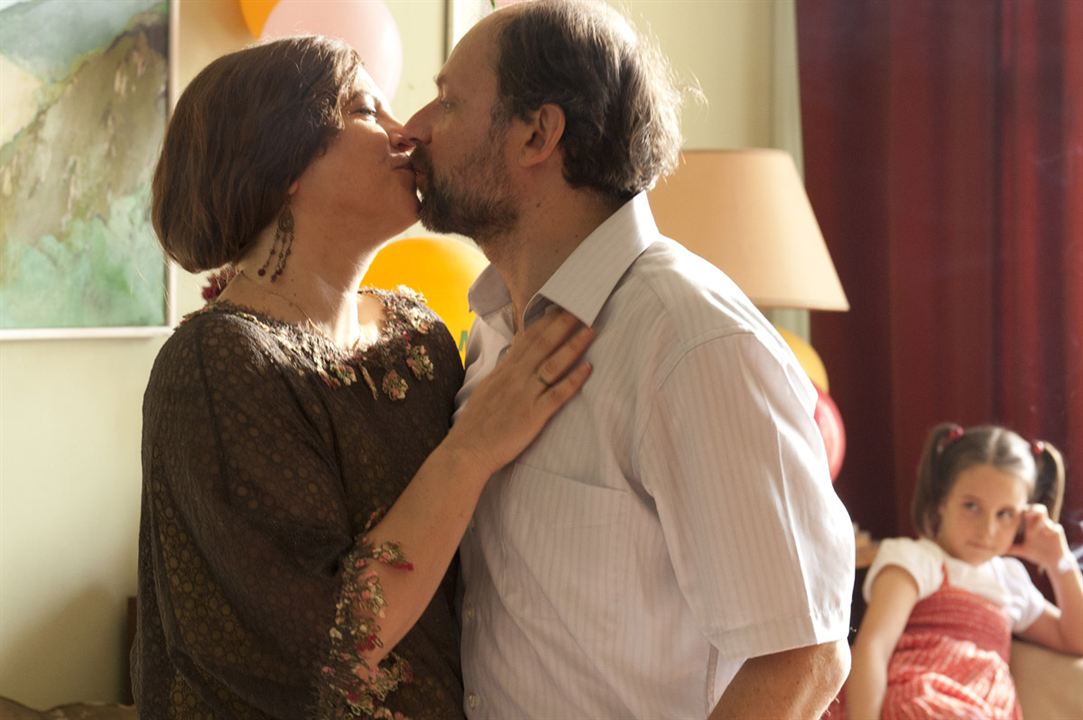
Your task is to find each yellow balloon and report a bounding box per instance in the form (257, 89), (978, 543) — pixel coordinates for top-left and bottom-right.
(237, 0), (278, 38)
(362, 237), (489, 359)
(776, 327), (830, 392)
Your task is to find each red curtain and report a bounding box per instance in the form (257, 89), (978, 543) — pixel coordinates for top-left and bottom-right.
(798, 0), (1083, 551)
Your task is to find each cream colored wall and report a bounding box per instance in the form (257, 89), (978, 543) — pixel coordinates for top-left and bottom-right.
(621, 0), (809, 336)
(620, 0), (776, 149)
(0, 0), (787, 708)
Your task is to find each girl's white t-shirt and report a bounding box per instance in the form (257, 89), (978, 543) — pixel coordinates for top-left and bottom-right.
(863, 537), (1046, 632)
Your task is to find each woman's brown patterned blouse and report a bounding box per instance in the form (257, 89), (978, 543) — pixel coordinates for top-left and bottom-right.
(132, 290), (466, 719)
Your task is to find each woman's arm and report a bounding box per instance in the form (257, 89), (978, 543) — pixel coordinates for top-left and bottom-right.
(1012, 505), (1083, 655)
(845, 566), (920, 720)
(351, 309), (593, 665)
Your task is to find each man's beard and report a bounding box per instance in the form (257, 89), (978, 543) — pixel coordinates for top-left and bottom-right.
(412, 135), (518, 245)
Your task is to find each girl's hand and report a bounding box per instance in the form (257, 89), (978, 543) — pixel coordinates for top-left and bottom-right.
(446, 308), (593, 477)
(1007, 504), (1073, 572)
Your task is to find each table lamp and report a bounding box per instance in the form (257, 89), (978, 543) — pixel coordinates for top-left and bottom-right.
(647, 148), (849, 479)
(648, 149), (848, 311)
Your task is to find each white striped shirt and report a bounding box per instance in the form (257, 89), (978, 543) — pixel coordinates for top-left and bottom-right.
(454, 193), (855, 719)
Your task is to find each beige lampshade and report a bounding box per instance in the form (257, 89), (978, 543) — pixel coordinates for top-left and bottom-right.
(648, 149), (849, 311)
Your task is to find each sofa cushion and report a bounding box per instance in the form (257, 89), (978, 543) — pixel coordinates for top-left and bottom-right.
(1011, 639), (1083, 719)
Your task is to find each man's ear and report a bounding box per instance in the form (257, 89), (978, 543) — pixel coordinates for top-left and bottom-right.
(519, 103), (565, 168)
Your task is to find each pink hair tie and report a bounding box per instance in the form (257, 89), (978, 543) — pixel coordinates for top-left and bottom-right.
(937, 425), (965, 453)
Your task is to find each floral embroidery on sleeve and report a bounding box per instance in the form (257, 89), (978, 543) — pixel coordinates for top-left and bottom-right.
(317, 539), (415, 719)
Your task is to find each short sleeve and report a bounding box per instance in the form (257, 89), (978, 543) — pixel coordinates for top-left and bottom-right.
(997, 557), (1047, 632)
(863, 538), (945, 602)
(635, 330), (855, 661)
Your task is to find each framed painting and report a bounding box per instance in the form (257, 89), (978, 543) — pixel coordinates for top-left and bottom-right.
(0, 0), (176, 339)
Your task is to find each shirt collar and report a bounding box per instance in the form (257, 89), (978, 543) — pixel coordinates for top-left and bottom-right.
(467, 192), (659, 328)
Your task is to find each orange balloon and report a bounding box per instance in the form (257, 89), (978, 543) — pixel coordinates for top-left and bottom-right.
(238, 0), (278, 38)
(776, 327), (829, 392)
(362, 237), (489, 359)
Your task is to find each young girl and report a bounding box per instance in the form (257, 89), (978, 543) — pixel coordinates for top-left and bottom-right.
(844, 423), (1083, 719)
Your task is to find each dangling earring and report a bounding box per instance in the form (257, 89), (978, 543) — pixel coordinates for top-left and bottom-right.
(257, 203), (294, 282)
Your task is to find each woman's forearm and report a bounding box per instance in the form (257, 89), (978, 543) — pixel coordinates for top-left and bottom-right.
(358, 441), (488, 664)
(345, 310), (593, 667)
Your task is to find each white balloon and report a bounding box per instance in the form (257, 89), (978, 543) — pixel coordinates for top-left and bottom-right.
(261, 0), (403, 100)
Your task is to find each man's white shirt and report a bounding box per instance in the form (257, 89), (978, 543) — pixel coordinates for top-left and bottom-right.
(454, 193), (854, 719)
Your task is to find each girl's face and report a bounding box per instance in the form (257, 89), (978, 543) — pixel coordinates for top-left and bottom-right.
(935, 463), (1029, 565)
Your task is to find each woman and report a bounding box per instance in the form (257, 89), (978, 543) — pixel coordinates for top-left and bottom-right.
(132, 36), (592, 719)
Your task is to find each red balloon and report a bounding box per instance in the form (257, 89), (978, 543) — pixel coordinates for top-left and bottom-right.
(813, 386), (846, 481)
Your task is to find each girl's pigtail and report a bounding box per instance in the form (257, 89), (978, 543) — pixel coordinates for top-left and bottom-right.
(912, 423), (963, 536)
(1031, 440), (1065, 522)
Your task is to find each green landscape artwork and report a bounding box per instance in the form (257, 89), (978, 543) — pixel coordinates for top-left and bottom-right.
(0, 0), (169, 335)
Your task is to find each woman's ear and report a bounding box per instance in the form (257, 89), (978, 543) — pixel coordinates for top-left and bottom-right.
(287, 180), (300, 196)
(519, 103), (565, 168)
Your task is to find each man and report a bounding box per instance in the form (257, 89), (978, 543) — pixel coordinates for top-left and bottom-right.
(404, 1), (855, 717)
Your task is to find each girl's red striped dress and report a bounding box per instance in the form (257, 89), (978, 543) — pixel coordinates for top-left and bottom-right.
(842, 538), (1046, 719)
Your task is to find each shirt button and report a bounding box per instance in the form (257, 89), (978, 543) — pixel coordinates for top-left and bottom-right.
(467, 692), (480, 709)
(463, 605), (476, 622)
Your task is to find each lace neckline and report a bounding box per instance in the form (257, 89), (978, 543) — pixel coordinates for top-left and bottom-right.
(184, 287), (439, 400)
(200, 288), (398, 360)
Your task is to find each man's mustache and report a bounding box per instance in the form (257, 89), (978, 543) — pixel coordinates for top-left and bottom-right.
(409, 148), (432, 177)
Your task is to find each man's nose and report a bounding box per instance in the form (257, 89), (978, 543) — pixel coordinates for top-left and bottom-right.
(385, 121), (414, 152)
(403, 103), (433, 146)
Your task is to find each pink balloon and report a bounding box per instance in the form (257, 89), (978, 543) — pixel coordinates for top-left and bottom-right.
(813, 386), (846, 482)
(261, 0), (403, 100)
